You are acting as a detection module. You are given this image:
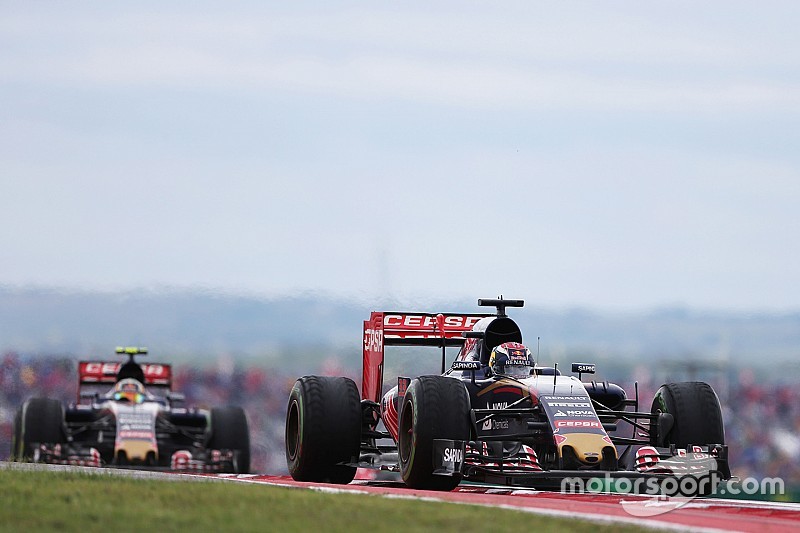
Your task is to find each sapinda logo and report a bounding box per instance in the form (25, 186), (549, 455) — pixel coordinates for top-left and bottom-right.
(383, 315), (483, 329)
(443, 448), (463, 463)
(363, 328), (383, 352)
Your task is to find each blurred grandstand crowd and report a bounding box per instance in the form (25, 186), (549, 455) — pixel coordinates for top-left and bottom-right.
(1, 352), (798, 488)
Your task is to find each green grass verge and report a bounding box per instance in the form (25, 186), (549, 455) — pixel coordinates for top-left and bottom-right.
(0, 468), (650, 532)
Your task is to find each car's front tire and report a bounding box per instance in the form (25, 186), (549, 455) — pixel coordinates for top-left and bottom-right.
(650, 381), (726, 496)
(399, 375), (471, 491)
(651, 381), (725, 448)
(15, 398), (65, 460)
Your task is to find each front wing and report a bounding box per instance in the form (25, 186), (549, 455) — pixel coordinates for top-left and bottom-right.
(433, 439), (729, 494)
(30, 442), (240, 472)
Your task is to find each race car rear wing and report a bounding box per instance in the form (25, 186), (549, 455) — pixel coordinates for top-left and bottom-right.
(77, 361), (173, 400)
(362, 311), (492, 402)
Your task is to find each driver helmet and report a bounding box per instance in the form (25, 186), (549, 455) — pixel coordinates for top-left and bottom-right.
(113, 378), (146, 404)
(489, 342), (535, 378)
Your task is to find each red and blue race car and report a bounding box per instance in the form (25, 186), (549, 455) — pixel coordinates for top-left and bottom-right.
(285, 298), (730, 493)
(13, 347), (250, 473)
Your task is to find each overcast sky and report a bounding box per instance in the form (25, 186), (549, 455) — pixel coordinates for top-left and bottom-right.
(1, 2), (798, 311)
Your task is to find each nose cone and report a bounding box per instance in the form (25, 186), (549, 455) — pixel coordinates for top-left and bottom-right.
(558, 433), (617, 466)
(116, 439), (158, 462)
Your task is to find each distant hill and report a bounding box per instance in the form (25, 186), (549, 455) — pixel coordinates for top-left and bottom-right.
(0, 287), (364, 355)
(1, 287), (798, 375)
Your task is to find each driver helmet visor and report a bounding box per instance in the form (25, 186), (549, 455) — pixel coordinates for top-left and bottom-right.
(114, 391), (144, 403)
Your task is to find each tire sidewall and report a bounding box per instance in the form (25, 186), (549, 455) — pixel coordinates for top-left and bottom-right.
(399, 376), (470, 490)
(286, 381), (306, 477)
(284, 375), (361, 483)
(399, 383), (422, 483)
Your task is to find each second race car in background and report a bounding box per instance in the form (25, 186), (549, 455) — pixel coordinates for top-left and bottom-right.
(12, 347), (250, 473)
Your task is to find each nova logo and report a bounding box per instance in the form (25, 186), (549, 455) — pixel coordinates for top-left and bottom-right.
(443, 448), (463, 463)
(567, 410), (594, 416)
(555, 410), (567, 417)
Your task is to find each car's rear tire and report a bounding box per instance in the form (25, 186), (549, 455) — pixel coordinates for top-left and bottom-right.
(399, 376), (471, 491)
(209, 406), (251, 473)
(285, 376), (361, 484)
(16, 398), (64, 460)
(650, 381), (725, 448)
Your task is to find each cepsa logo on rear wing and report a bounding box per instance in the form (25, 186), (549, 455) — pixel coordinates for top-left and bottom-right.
(362, 311), (491, 402)
(78, 361), (172, 386)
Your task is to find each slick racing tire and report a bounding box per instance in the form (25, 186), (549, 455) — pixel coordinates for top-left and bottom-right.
(16, 398), (65, 460)
(399, 375), (471, 491)
(11, 407), (23, 460)
(209, 406), (251, 473)
(650, 381), (725, 448)
(285, 376), (361, 484)
(650, 382), (725, 496)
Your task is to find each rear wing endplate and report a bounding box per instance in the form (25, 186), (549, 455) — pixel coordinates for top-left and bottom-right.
(362, 311), (491, 402)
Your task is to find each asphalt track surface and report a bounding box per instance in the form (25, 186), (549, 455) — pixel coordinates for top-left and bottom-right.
(182, 473), (800, 533)
(4, 463), (800, 532)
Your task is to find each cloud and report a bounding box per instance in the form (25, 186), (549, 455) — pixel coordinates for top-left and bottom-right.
(2, 2), (800, 309)
(2, 4), (800, 113)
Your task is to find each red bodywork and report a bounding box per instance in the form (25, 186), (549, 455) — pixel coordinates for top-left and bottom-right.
(361, 311), (491, 402)
(77, 361), (172, 401)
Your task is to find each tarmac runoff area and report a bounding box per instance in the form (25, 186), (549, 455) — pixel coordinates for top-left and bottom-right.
(4, 463), (800, 532)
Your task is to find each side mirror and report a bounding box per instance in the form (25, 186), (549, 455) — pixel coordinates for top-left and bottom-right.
(167, 392), (185, 405)
(571, 362), (596, 380)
